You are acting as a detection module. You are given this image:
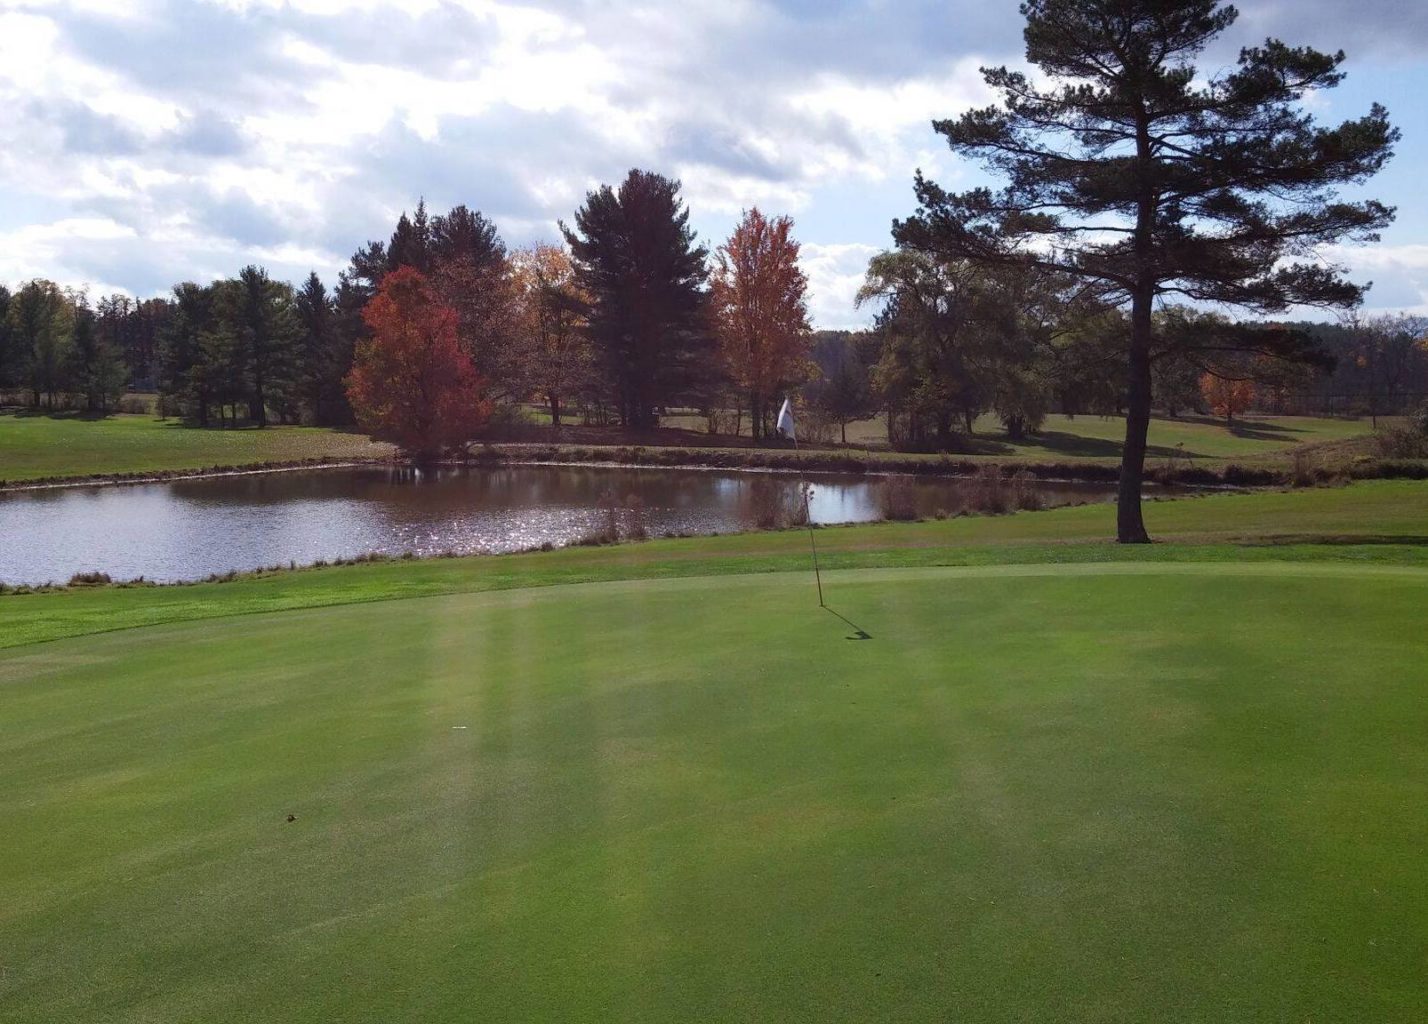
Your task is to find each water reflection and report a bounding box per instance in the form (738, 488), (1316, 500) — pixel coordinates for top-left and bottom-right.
(0, 465), (1135, 585)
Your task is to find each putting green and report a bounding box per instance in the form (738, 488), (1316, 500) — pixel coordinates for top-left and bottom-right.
(3, 563), (1426, 1022)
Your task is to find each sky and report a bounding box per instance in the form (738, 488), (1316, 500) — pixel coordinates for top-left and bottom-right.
(1, 0), (1426, 329)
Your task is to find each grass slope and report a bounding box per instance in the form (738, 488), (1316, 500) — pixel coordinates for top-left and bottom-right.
(3, 562), (1425, 1022)
(654, 409), (1379, 460)
(1, 409), (1385, 484)
(0, 410), (392, 483)
(4, 480), (1426, 649)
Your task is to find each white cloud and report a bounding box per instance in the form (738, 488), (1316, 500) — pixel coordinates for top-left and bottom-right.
(801, 242), (882, 330)
(3, 0), (1423, 331)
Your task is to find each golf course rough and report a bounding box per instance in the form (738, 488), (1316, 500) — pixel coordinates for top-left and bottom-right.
(3, 561), (1425, 1022)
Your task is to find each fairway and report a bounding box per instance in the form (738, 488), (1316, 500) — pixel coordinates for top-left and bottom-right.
(4, 563), (1425, 1022)
(0, 411), (392, 483)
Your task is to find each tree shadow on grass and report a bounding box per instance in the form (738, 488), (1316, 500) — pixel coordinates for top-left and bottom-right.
(1169, 413), (1311, 444)
(3, 408), (118, 423)
(990, 428), (1208, 460)
(1245, 534), (1428, 547)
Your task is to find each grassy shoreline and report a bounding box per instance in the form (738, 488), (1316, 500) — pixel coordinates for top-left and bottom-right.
(5, 479), (1425, 650)
(5, 407), (1420, 489)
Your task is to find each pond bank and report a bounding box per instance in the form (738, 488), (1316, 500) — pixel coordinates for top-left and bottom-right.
(5, 438), (1425, 494)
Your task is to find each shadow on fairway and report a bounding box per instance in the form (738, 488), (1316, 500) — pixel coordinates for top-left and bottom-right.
(823, 605), (873, 640)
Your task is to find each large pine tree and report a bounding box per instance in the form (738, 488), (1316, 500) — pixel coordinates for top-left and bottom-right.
(563, 169), (711, 430)
(234, 265), (301, 426)
(895, 0), (1397, 541)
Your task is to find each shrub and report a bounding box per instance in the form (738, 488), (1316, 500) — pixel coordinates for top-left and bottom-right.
(879, 475), (920, 521)
(1411, 400), (1428, 437)
(1009, 469), (1045, 511)
(745, 478), (809, 529)
(967, 464), (1010, 514)
(1377, 401), (1428, 458)
(67, 571), (112, 587)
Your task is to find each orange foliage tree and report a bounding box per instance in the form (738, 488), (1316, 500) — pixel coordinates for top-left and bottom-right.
(1199, 372), (1255, 426)
(710, 208), (812, 440)
(511, 244), (591, 427)
(345, 267), (488, 459)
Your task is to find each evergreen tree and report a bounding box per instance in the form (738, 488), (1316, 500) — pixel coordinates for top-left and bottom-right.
(67, 297), (128, 412)
(806, 332), (876, 444)
(427, 206), (516, 398)
(895, 0), (1397, 541)
(431, 204), (504, 267)
(387, 199), (433, 273)
(233, 265), (301, 425)
(0, 284), (13, 389)
(295, 272), (350, 424)
(159, 282), (217, 424)
(562, 169), (712, 429)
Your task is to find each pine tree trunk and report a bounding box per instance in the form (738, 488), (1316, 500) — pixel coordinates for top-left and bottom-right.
(1117, 288), (1154, 544)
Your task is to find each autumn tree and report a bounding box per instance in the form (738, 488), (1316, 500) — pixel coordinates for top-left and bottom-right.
(895, 0), (1397, 541)
(339, 202), (517, 403)
(1200, 372), (1254, 425)
(511, 243), (591, 427)
(563, 169), (712, 429)
(345, 267), (488, 460)
(429, 208), (517, 400)
(710, 209), (813, 440)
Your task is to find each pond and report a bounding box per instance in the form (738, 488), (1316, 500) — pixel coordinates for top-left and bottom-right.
(0, 464), (1143, 585)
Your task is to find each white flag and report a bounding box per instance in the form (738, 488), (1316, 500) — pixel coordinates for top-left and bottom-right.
(776, 397), (795, 440)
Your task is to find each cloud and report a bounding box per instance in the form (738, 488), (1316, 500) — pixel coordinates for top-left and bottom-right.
(1325, 242), (1428, 314)
(1, 0), (1424, 330)
(1235, 1), (1428, 63)
(801, 241), (883, 331)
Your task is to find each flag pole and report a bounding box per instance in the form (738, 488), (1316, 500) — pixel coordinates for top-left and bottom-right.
(794, 437), (825, 608)
(779, 396), (824, 608)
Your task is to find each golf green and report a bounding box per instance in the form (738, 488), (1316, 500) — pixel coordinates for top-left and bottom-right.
(3, 563), (1425, 1021)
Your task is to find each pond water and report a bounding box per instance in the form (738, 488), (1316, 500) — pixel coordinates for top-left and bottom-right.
(0, 464), (1142, 585)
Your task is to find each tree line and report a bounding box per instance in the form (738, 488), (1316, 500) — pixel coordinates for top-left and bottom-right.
(0, 176), (822, 449)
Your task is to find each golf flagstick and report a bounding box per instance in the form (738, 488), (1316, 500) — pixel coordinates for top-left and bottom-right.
(777, 397), (824, 608)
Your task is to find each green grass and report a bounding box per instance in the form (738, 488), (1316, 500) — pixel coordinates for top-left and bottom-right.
(653, 408), (1381, 461)
(969, 411), (1379, 460)
(3, 560), (1426, 1022)
(5, 482), (1427, 1020)
(5, 479), (1426, 650)
(0, 410), (392, 483)
(0, 406), (1393, 485)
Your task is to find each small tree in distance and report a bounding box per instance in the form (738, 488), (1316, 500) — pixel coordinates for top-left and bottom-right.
(1200, 372), (1254, 426)
(511, 244), (590, 427)
(711, 208), (813, 440)
(345, 267), (488, 461)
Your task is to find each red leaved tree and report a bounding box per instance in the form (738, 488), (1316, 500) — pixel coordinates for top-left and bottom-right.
(1199, 372), (1255, 426)
(345, 267), (488, 460)
(710, 208), (812, 440)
